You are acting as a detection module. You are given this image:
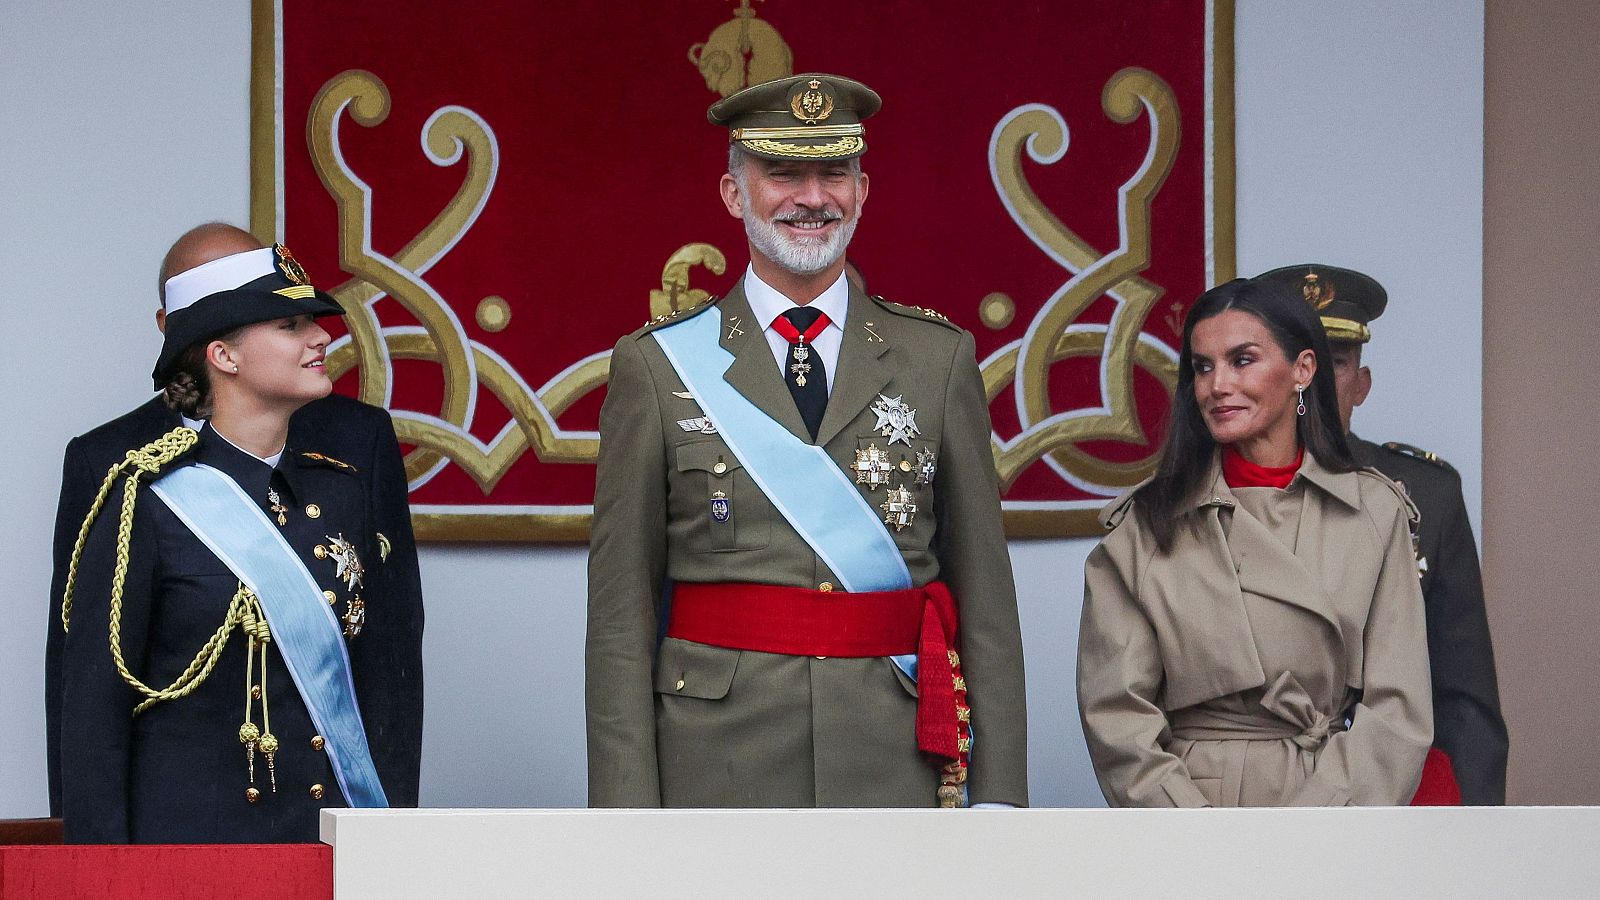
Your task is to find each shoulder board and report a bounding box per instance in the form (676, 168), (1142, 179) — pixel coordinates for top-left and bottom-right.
(635, 296), (719, 336)
(299, 450), (358, 473)
(1098, 488), (1140, 530)
(1358, 467), (1421, 525)
(870, 295), (963, 331)
(1380, 441), (1457, 475)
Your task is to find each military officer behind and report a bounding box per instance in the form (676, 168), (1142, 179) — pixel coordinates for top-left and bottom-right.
(586, 74), (1028, 808)
(44, 223), (424, 816)
(1255, 264), (1509, 805)
(58, 244), (421, 842)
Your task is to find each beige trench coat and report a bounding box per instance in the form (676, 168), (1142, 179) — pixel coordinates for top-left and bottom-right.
(586, 281), (1028, 808)
(1077, 452), (1432, 807)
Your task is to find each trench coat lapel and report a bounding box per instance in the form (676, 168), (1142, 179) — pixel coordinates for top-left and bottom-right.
(1210, 466), (1345, 636)
(717, 283), (812, 444)
(814, 285), (893, 448)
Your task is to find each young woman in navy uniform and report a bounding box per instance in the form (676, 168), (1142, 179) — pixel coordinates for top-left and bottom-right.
(59, 246), (421, 843)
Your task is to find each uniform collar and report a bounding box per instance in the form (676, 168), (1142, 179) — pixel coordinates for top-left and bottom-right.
(1191, 448), (1363, 511)
(196, 423), (277, 495)
(742, 265), (848, 332)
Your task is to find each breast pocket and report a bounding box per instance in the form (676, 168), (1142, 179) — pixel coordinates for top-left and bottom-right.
(674, 441), (770, 552)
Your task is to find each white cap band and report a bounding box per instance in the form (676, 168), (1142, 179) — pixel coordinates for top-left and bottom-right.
(162, 247), (277, 313)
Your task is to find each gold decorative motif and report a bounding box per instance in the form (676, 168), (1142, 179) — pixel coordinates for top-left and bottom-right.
(274, 244), (310, 285)
(476, 295), (512, 332)
(652, 243), (726, 319)
(982, 68), (1183, 493)
(301, 451), (354, 471)
(790, 82), (835, 124)
(738, 136), (864, 158)
(862, 322), (884, 343)
(979, 293), (1016, 330)
(376, 532), (391, 562)
(688, 0), (792, 98)
(1302, 271), (1336, 310)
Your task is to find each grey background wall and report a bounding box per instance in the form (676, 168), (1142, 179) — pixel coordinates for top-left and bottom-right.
(1483, 0), (1600, 805)
(0, 1), (1488, 814)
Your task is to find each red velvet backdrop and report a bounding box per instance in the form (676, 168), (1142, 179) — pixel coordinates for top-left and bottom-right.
(253, 0), (1234, 540)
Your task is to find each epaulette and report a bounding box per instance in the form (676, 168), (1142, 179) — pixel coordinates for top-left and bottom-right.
(870, 294), (963, 332)
(1098, 488), (1140, 530)
(1357, 467), (1421, 526)
(636, 296), (720, 335)
(1381, 441), (1457, 475)
(299, 450), (357, 473)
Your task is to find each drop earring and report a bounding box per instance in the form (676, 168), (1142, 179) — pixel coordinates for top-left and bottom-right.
(1295, 384), (1306, 416)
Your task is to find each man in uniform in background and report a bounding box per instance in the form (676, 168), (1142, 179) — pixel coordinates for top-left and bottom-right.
(45, 223), (425, 814)
(586, 74), (1028, 808)
(1257, 263), (1508, 804)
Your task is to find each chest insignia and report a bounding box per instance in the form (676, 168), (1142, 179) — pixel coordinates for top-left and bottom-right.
(853, 443), (893, 490)
(710, 489), (731, 523)
(870, 394), (921, 446)
(915, 448), (937, 486)
(323, 533), (365, 591)
(880, 485), (918, 531)
(677, 416), (718, 434)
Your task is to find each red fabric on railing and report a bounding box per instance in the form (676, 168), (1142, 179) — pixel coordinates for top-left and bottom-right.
(0, 844), (331, 899)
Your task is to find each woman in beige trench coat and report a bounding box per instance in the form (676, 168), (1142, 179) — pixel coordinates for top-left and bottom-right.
(1077, 276), (1432, 807)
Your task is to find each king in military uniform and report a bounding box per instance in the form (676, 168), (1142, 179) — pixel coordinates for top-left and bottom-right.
(1255, 264), (1509, 805)
(586, 74), (1028, 808)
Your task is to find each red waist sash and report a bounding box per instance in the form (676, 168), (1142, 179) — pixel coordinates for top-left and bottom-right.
(666, 581), (968, 764)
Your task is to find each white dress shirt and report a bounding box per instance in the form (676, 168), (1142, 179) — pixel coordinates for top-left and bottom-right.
(742, 266), (849, 396)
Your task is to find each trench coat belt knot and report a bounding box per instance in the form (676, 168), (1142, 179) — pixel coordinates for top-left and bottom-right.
(1168, 671), (1348, 751)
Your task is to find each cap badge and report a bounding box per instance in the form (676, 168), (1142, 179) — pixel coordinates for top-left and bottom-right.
(790, 80), (835, 125)
(275, 244), (310, 286)
(1301, 271), (1336, 310)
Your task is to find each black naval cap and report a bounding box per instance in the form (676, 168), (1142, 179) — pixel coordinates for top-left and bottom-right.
(1253, 263), (1388, 344)
(153, 244), (344, 389)
(709, 72), (882, 161)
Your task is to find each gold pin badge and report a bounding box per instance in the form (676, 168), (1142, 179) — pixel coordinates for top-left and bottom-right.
(274, 244), (310, 285)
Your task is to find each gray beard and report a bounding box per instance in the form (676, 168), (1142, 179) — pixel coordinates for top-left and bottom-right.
(741, 196), (858, 276)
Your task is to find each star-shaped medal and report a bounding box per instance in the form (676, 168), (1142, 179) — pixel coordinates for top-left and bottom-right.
(323, 533), (365, 591)
(870, 394), (921, 446)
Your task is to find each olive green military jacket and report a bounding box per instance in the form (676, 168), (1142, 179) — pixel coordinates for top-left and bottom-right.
(586, 281), (1028, 808)
(1077, 453), (1433, 807)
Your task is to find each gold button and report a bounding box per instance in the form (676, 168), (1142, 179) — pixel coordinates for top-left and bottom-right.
(713, 461), (728, 475)
(818, 582), (834, 592)
(246, 787), (261, 803)
(310, 784), (325, 800)
(311, 735), (325, 751)
(314, 544), (328, 560)
(324, 590), (338, 605)
(674, 678), (686, 691)
(899, 460), (912, 472)
(305, 504), (322, 519)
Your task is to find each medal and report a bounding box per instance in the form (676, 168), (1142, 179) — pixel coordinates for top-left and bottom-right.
(710, 490), (731, 523)
(323, 533), (365, 591)
(870, 394), (921, 446)
(343, 595), (366, 639)
(915, 448), (938, 486)
(880, 485), (918, 531)
(790, 340), (813, 387)
(266, 487), (288, 526)
(853, 443), (893, 490)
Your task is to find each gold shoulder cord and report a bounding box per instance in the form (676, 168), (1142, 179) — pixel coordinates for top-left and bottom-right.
(60, 426), (282, 803)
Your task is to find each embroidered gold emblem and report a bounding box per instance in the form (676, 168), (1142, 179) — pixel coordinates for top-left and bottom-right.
(275, 244), (310, 285)
(790, 82), (834, 124)
(1301, 271), (1336, 310)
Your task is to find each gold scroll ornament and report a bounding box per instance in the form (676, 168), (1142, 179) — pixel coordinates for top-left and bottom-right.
(981, 68), (1184, 504)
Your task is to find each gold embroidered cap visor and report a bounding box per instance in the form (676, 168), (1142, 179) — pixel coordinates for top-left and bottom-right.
(1252, 263), (1389, 345)
(709, 72), (882, 161)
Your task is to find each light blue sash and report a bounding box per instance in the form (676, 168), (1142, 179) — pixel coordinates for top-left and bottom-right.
(150, 464), (388, 808)
(651, 306), (912, 593)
